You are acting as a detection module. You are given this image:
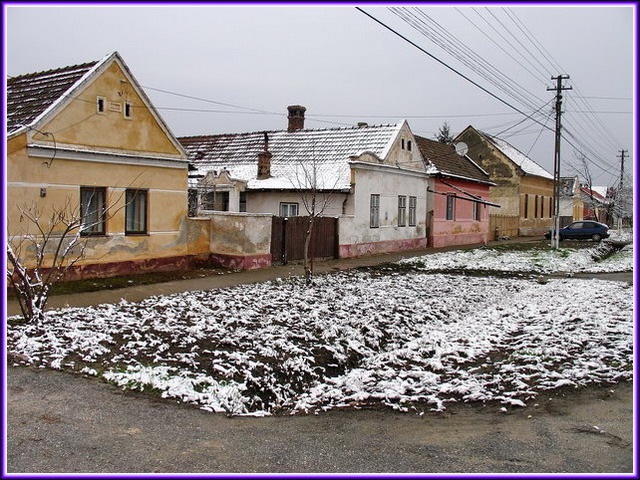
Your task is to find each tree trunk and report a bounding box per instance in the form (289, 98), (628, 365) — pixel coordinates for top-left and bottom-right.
(304, 215), (315, 283)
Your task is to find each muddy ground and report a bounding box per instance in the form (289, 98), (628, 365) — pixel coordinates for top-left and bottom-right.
(7, 366), (633, 474)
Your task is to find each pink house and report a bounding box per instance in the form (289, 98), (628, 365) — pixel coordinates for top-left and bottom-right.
(415, 136), (495, 248)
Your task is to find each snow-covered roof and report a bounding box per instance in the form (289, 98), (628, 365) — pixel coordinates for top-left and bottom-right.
(591, 185), (608, 198)
(484, 133), (554, 180)
(7, 60), (100, 134)
(180, 124), (402, 190)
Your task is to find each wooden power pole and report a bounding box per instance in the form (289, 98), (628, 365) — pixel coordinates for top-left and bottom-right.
(616, 149), (627, 228)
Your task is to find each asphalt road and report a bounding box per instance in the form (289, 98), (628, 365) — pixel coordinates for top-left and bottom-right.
(6, 366), (634, 474)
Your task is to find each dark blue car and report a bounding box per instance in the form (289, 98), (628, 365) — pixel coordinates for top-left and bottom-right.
(545, 221), (610, 241)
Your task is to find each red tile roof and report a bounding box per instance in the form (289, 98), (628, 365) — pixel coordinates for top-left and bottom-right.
(414, 135), (491, 184)
(7, 61), (98, 133)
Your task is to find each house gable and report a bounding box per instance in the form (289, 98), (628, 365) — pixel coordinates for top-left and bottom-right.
(382, 120), (425, 171)
(28, 53), (185, 159)
(454, 126), (521, 183)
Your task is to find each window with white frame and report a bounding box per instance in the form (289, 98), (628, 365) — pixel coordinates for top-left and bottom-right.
(125, 189), (148, 234)
(398, 195), (407, 227)
(409, 196), (417, 226)
(446, 194), (455, 221)
(279, 202), (298, 217)
(370, 194), (380, 228)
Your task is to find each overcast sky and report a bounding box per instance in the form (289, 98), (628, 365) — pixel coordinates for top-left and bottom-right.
(5, 4), (635, 187)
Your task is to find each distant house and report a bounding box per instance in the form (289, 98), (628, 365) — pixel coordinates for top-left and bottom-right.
(414, 136), (494, 247)
(179, 108), (433, 260)
(454, 126), (554, 237)
(580, 185), (608, 223)
(559, 176), (584, 226)
(6, 52), (207, 279)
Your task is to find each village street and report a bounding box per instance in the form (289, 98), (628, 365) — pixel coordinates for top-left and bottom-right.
(6, 365), (633, 474)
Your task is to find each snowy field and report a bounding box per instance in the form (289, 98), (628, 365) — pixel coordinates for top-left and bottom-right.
(8, 270), (633, 416)
(398, 242), (633, 275)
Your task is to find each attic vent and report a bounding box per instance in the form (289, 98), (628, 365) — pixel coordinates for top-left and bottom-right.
(97, 96), (106, 114)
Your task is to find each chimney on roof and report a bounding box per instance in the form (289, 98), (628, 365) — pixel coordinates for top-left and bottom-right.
(287, 105), (306, 132)
(257, 131), (272, 179)
(357, 122), (368, 127)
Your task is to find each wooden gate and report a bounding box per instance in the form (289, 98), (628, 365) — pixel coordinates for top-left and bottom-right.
(489, 214), (519, 239)
(271, 216), (338, 265)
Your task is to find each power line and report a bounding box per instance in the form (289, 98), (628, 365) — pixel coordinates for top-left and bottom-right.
(575, 95), (632, 101)
(355, 7), (553, 131)
(391, 7), (545, 114)
(454, 7), (548, 87)
(503, 7), (626, 155)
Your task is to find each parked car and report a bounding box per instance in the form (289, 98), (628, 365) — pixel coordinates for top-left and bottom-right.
(544, 221), (610, 241)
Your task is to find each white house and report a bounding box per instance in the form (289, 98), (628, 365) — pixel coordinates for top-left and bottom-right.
(179, 106), (433, 259)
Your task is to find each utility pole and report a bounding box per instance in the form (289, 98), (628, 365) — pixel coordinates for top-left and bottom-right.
(616, 149), (627, 229)
(547, 75), (572, 249)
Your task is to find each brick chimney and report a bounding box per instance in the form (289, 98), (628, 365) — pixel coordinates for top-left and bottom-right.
(287, 105), (306, 132)
(257, 132), (272, 179)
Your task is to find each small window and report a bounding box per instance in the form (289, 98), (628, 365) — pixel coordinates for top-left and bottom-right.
(203, 191), (229, 211)
(125, 189), (147, 234)
(524, 194), (529, 219)
(239, 191), (247, 212)
(397, 196), (407, 227)
(446, 195), (455, 221)
(401, 139), (405, 150)
(534, 195), (538, 218)
(408, 196), (417, 226)
(279, 202), (298, 217)
(370, 194), (380, 228)
(80, 187), (107, 236)
(472, 201), (482, 221)
(124, 101), (133, 119)
(407, 140), (412, 152)
(97, 96), (106, 114)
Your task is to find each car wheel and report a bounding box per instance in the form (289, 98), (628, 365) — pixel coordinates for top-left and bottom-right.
(592, 233), (602, 242)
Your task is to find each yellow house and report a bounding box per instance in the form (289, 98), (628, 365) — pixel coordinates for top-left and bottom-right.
(454, 126), (555, 237)
(7, 52), (208, 279)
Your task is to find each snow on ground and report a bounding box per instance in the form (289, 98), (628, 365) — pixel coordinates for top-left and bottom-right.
(608, 228), (634, 243)
(399, 242), (633, 274)
(8, 271), (633, 416)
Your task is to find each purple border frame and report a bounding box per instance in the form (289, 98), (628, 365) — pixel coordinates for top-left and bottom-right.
(1, 1), (637, 478)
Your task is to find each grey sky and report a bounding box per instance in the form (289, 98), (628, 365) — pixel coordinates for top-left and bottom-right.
(5, 4), (635, 187)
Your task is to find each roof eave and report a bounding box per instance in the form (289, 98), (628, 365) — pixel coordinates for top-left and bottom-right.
(435, 171), (495, 186)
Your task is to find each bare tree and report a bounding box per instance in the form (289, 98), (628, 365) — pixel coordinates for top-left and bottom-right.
(7, 190), (129, 323)
(290, 152), (341, 282)
(574, 151), (599, 221)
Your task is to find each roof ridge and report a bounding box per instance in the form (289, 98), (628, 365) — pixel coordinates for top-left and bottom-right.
(8, 60), (99, 82)
(178, 122), (400, 140)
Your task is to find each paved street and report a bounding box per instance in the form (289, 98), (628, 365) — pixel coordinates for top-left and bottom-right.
(7, 366), (633, 474)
